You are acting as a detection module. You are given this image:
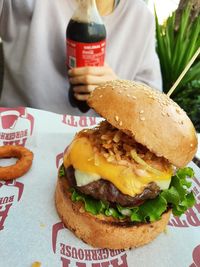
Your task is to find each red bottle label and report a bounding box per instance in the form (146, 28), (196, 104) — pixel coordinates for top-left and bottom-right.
(66, 38), (106, 68)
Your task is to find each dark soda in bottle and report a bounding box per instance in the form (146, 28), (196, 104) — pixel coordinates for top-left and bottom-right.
(66, 0), (106, 113)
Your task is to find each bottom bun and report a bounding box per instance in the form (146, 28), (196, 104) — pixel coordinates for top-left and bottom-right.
(55, 175), (171, 249)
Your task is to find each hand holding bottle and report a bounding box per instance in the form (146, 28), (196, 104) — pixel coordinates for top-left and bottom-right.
(68, 63), (118, 101)
(66, 0), (107, 112)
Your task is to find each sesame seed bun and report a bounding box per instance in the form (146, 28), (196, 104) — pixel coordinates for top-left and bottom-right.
(87, 80), (198, 168)
(55, 173), (171, 249)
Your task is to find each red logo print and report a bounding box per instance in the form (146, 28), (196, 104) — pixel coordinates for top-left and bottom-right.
(0, 180), (24, 231)
(0, 107), (34, 146)
(62, 115), (97, 128)
(190, 244), (200, 267)
(52, 222), (128, 267)
(56, 153), (64, 169)
(56, 147), (69, 169)
(52, 222), (65, 254)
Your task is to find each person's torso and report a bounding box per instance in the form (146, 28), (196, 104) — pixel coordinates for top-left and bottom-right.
(0, 0), (153, 115)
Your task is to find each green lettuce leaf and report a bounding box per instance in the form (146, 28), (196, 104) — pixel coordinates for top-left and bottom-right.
(137, 195), (167, 222)
(59, 165), (65, 177)
(71, 189), (108, 215)
(105, 207), (125, 219)
(161, 167), (196, 216)
(70, 167), (196, 222)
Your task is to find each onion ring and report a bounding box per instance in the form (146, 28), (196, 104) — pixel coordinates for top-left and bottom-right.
(0, 145), (33, 180)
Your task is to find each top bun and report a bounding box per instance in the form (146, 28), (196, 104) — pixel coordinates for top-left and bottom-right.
(87, 80), (198, 168)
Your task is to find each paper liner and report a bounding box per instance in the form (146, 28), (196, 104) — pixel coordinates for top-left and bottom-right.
(0, 107), (199, 267)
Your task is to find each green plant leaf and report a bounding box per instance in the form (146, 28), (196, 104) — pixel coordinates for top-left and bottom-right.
(183, 16), (200, 67)
(179, 61), (200, 88)
(156, 3), (200, 94)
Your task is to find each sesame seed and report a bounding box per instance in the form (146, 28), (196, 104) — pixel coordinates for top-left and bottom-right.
(139, 110), (144, 114)
(119, 121), (123, 126)
(99, 95), (103, 98)
(161, 111), (166, 116)
(132, 96), (137, 99)
(190, 144), (194, 147)
(115, 115), (119, 122)
(140, 117), (145, 121)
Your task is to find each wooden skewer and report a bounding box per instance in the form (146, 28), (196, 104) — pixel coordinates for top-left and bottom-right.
(167, 47), (200, 97)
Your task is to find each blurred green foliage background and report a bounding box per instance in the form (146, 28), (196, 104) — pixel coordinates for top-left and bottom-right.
(155, 5), (200, 131)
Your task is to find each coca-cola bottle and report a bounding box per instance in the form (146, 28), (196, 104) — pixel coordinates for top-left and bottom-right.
(66, 0), (106, 113)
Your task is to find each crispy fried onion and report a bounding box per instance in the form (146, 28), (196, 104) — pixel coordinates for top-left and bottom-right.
(0, 145), (33, 180)
(78, 121), (171, 173)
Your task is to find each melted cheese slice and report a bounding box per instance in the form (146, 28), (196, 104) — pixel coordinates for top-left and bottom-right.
(64, 137), (172, 197)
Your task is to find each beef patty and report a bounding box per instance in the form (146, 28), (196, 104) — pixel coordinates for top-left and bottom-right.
(65, 165), (160, 207)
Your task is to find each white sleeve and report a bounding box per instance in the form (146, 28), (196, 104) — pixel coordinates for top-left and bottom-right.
(0, 0), (6, 37)
(134, 15), (163, 91)
(0, 0), (4, 18)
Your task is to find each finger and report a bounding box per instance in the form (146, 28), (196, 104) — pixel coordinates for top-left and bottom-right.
(73, 85), (97, 93)
(74, 93), (90, 101)
(68, 66), (111, 77)
(69, 75), (106, 85)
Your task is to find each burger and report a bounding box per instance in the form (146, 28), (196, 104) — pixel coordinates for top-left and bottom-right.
(55, 80), (198, 249)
